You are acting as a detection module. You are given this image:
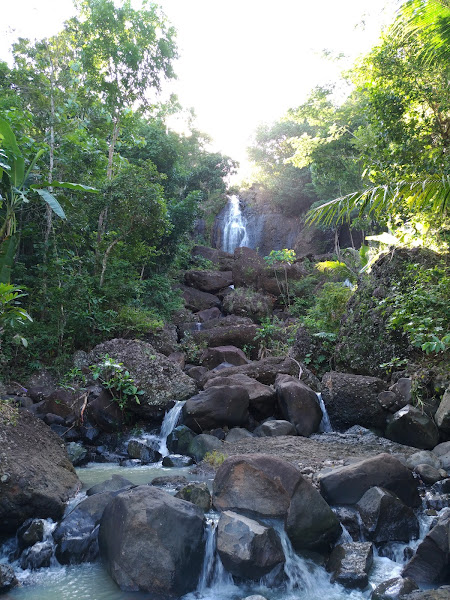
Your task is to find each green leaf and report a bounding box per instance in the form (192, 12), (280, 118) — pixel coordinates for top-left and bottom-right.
(0, 236), (19, 284)
(31, 181), (99, 193)
(34, 189), (66, 219)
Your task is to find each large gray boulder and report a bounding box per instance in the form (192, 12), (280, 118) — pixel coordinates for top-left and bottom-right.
(213, 454), (340, 552)
(275, 374), (322, 437)
(402, 508), (450, 585)
(433, 442), (450, 471)
(356, 487), (419, 543)
(88, 339), (196, 419)
(319, 453), (421, 507)
(386, 405), (440, 450)
(0, 411), (79, 533)
(371, 576), (418, 600)
(217, 511), (284, 579)
(200, 345), (250, 370)
(184, 269), (233, 293)
(254, 420), (297, 437)
(202, 356), (301, 386)
(400, 587), (450, 600)
(326, 542), (373, 589)
(99, 486), (205, 596)
(187, 434), (223, 462)
(182, 386), (249, 433)
(321, 371), (387, 431)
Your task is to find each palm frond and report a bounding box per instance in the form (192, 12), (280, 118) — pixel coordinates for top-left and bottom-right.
(306, 176), (450, 226)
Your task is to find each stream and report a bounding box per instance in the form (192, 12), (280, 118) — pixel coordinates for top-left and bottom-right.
(0, 402), (436, 600)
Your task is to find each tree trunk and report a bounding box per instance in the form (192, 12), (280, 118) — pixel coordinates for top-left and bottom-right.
(99, 238), (120, 287)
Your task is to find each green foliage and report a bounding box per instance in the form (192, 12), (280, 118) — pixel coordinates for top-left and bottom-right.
(0, 283), (32, 348)
(180, 333), (207, 365)
(264, 249), (296, 309)
(113, 306), (163, 338)
(90, 354), (144, 411)
(203, 450), (227, 468)
(255, 317), (296, 359)
(0, 397), (19, 426)
(302, 282), (352, 335)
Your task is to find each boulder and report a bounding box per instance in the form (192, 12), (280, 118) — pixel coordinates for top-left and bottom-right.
(319, 453), (421, 507)
(88, 339), (196, 419)
(326, 542), (373, 589)
(127, 440), (161, 464)
(254, 420), (297, 437)
(191, 245), (233, 270)
(17, 518), (45, 551)
(145, 325), (179, 356)
(40, 388), (85, 419)
(187, 434), (223, 462)
(275, 374), (322, 437)
(415, 464), (444, 485)
(435, 387), (450, 434)
(204, 374), (276, 420)
(99, 486), (205, 596)
(202, 356), (301, 386)
(407, 451), (442, 471)
(402, 508), (450, 584)
(232, 247), (268, 289)
(0, 564), (18, 592)
(175, 483), (211, 511)
(184, 269), (233, 293)
(386, 405), (440, 450)
(400, 587), (450, 600)
(213, 454), (340, 552)
(182, 386), (249, 433)
(167, 425), (197, 455)
(179, 284), (221, 312)
(86, 474), (134, 497)
(200, 345), (250, 370)
(371, 576), (418, 600)
(197, 307), (222, 322)
(66, 441), (88, 466)
(226, 427), (254, 442)
(321, 371), (387, 431)
(223, 288), (274, 323)
(162, 455), (194, 468)
(433, 442), (450, 471)
(0, 411), (79, 533)
(20, 542), (53, 570)
(192, 317), (257, 351)
(356, 487), (419, 543)
(216, 510), (284, 579)
(86, 389), (125, 432)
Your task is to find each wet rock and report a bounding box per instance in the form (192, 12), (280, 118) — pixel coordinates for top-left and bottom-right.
(87, 339), (196, 420)
(0, 411), (79, 533)
(99, 486), (205, 596)
(66, 441), (88, 466)
(407, 451), (442, 470)
(319, 453), (420, 507)
(275, 374), (322, 437)
(187, 434), (223, 462)
(386, 405), (439, 450)
(200, 345), (250, 370)
(150, 475), (189, 489)
(182, 386), (249, 433)
(0, 564), (18, 592)
(226, 428), (254, 442)
(20, 541), (54, 570)
(371, 576), (418, 600)
(217, 510), (284, 579)
(167, 425), (197, 455)
(332, 506), (361, 541)
(400, 586), (450, 600)
(415, 464), (444, 485)
(17, 518), (45, 551)
(402, 508), (450, 584)
(179, 284), (221, 312)
(175, 483), (211, 511)
(86, 474), (134, 497)
(326, 542), (373, 589)
(254, 420), (297, 437)
(321, 371), (387, 431)
(186, 365), (209, 386)
(184, 269), (233, 293)
(86, 389), (125, 433)
(162, 455), (194, 468)
(356, 487), (419, 543)
(213, 454), (340, 552)
(435, 387), (450, 435)
(204, 373), (276, 420)
(127, 440), (161, 464)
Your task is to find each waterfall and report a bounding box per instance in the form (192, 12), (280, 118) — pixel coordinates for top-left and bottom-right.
(222, 195), (249, 253)
(317, 393), (333, 433)
(158, 400), (186, 456)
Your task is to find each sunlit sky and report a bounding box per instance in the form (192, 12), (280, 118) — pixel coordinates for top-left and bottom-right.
(2, 0), (396, 179)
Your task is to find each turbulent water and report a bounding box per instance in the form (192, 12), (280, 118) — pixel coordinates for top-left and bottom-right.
(222, 194), (249, 253)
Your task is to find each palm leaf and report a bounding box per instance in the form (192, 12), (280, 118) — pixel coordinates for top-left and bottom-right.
(34, 189), (66, 219)
(31, 181), (99, 193)
(0, 236), (19, 284)
(0, 117), (24, 188)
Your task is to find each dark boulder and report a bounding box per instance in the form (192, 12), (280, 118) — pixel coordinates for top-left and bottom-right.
(226, 427), (254, 442)
(162, 455), (194, 468)
(386, 405), (440, 450)
(175, 483), (211, 511)
(435, 387), (450, 435)
(319, 453), (421, 507)
(86, 389), (126, 432)
(20, 542), (54, 570)
(179, 284), (221, 312)
(192, 318), (257, 351)
(127, 440), (161, 463)
(321, 371), (387, 431)
(222, 288), (274, 323)
(187, 434), (223, 462)
(202, 356), (301, 386)
(326, 542), (373, 589)
(0, 564), (18, 592)
(99, 486), (205, 596)
(254, 420), (297, 437)
(371, 577), (418, 600)
(400, 587), (450, 600)
(217, 510), (284, 579)
(86, 474), (134, 497)
(182, 386), (249, 433)
(17, 518), (45, 551)
(167, 425), (197, 455)
(200, 345), (250, 370)
(275, 374), (322, 437)
(184, 269), (233, 293)
(356, 487), (419, 543)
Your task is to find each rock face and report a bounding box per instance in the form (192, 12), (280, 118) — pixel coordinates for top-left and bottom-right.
(216, 510), (284, 579)
(254, 420), (297, 437)
(321, 371), (387, 431)
(0, 411), (79, 533)
(371, 577), (418, 600)
(202, 356), (301, 386)
(319, 453), (420, 507)
(88, 339), (196, 419)
(193, 318), (258, 351)
(275, 374), (322, 437)
(204, 374), (276, 420)
(213, 454), (340, 552)
(179, 284), (221, 312)
(326, 542), (373, 589)
(184, 269), (233, 293)
(386, 405), (440, 450)
(99, 486), (205, 597)
(187, 434), (223, 462)
(435, 387), (450, 434)
(182, 386), (249, 433)
(222, 288), (273, 323)
(402, 508), (450, 585)
(356, 487), (419, 543)
(167, 425), (197, 455)
(200, 345), (250, 370)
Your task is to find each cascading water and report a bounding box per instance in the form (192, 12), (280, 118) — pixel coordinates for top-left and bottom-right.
(222, 195), (249, 253)
(158, 400), (186, 456)
(317, 392), (333, 433)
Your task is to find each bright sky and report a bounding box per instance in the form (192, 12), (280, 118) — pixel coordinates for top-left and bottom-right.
(1, 0), (396, 179)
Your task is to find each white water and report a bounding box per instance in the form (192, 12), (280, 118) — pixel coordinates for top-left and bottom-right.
(222, 194), (249, 253)
(317, 392), (333, 433)
(159, 400), (186, 456)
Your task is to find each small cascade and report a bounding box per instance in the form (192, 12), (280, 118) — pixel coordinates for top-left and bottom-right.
(338, 524), (353, 544)
(197, 517), (233, 593)
(222, 195), (249, 253)
(317, 393), (333, 433)
(158, 400), (186, 456)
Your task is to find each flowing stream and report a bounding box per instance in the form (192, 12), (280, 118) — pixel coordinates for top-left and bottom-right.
(222, 194), (249, 253)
